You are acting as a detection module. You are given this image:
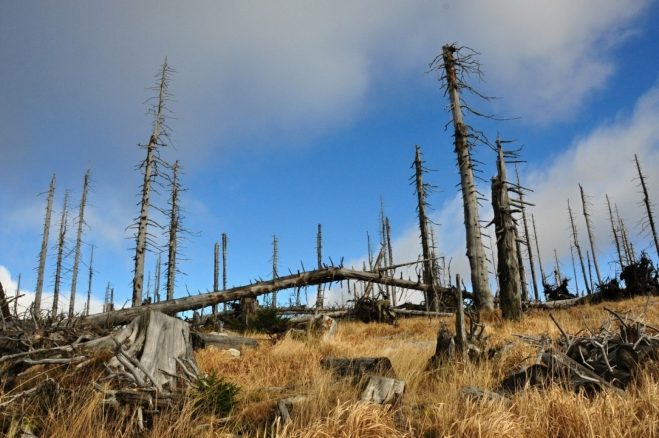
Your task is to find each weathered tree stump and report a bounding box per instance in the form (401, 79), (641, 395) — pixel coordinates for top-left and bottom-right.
(360, 375), (405, 405)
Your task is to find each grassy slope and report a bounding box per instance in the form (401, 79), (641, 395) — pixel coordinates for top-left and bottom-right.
(8, 296), (659, 437)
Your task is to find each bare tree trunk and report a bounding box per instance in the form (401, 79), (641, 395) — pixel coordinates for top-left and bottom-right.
(515, 226), (529, 302)
(568, 201), (591, 295)
(385, 217), (396, 307)
(616, 204), (633, 265)
(154, 253), (161, 303)
(414, 145), (434, 305)
(222, 233), (227, 311)
(69, 167), (90, 317)
(579, 184), (602, 286)
(14, 273), (21, 317)
(635, 155), (659, 259)
(133, 58), (170, 307)
(553, 249), (562, 286)
(587, 251), (594, 292)
(491, 142), (521, 320)
(52, 190), (70, 317)
(166, 160), (180, 301)
(532, 214), (547, 286)
(213, 242), (219, 316)
(86, 246), (94, 316)
(606, 194), (625, 269)
(488, 232), (500, 299)
(569, 244), (580, 297)
(316, 224), (323, 310)
(454, 273), (467, 362)
(516, 166), (539, 301)
(272, 235), (278, 308)
(442, 46), (493, 311)
(35, 174), (56, 316)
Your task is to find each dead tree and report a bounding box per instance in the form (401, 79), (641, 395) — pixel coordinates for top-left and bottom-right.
(569, 243), (580, 297)
(222, 233), (227, 311)
(617, 205), (635, 264)
(606, 194), (625, 269)
(515, 226), (529, 302)
(14, 273), (21, 317)
(553, 249), (562, 286)
(154, 253), (162, 303)
(532, 214), (547, 286)
(385, 217), (396, 306)
(635, 155), (659, 259)
(579, 184), (602, 285)
(35, 174), (56, 315)
(213, 242), (219, 316)
(69, 167), (91, 317)
(52, 190), (70, 317)
(165, 160), (183, 301)
(429, 45), (493, 310)
(85, 246), (94, 316)
(272, 235), (278, 308)
(516, 165), (539, 301)
(316, 224), (323, 310)
(412, 145), (436, 306)
(568, 200), (591, 295)
(490, 138), (522, 320)
(131, 58), (173, 307)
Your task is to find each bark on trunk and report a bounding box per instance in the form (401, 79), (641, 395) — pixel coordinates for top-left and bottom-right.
(69, 167), (90, 317)
(414, 145), (434, 306)
(492, 142), (522, 320)
(35, 174), (56, 315)
(516, 166), (539, 301)
(442, 45), (493, 311)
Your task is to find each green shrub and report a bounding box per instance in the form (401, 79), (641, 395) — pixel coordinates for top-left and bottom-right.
(250, 306), (289, 334)
(192, 372), (240, 417)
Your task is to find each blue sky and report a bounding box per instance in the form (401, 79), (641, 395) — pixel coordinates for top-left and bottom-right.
(2, 1), (659, 312)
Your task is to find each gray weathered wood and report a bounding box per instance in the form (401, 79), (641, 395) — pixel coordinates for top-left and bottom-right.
(360, 375), (405, 405)
(195, 333), (259, 350)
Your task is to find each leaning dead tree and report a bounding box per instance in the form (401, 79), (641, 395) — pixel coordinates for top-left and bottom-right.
(131, 58), (173, 307)
(69, 167), (91, 317)
(579, 184), (602, 286)
(429, 44), (493, 310)
(412, 145), (436, 306)
(490, 137), (522, 320)
(532, 214), (547, 286)
(635, 155), (659, 259)
(606, 194), (625, 269)
(568, 200), (591, 295)
(35, 174), (56, 316)
(616, 204), (635, 265)
(67, 267), (459, 327)
(52, 190), (70, 317)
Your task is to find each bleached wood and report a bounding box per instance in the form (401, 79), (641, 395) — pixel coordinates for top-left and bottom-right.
(35, 174), (56, 315)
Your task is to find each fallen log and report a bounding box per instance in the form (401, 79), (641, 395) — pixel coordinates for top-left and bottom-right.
(193, 333), (260, 351)
(525, 295), (593, 309)
(392, 309), (453, 317)
(66, 267), (458, 327)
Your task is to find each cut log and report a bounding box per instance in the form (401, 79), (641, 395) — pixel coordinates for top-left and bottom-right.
(65, 267), (459, 327)
(193, 333), (260, 351)
(320, 357), (396, 378)
(360, 375), (405, 405)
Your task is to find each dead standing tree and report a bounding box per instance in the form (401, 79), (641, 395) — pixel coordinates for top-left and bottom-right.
(606, 194), (625, 270)
(429, 44), (493, 310)
(316, 224), (323, 310)
(69, 167), (91, 317)
(272, 235), (279, 308)
(52, 190), (70, 317)
(490, 137), (522, 320)
(35, 174), (56, 316)
(130, 58), (173, 307)
(579, 184), (602, 286)
(515, 165), (539, 302)
(568, 200), (591, 295)
(635, 155), (659, 259)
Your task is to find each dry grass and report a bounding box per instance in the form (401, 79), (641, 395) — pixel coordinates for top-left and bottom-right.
(4, 296), (659, 437)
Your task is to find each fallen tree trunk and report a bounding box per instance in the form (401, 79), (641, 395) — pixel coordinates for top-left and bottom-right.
(193, 333), (260, 351)
(392, 309), (453, 317)
(525, 295), (593, 309)
(65, 267), (458, 327)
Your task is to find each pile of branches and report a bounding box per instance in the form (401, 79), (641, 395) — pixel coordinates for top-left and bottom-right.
(353, 296), (396, 324)
(469, 302), (659, 402)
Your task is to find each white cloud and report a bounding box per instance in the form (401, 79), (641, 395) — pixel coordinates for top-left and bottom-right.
(0, 265), (105, 316)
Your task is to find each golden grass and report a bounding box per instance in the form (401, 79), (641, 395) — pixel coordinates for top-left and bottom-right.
(4, 296), (659, 437)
